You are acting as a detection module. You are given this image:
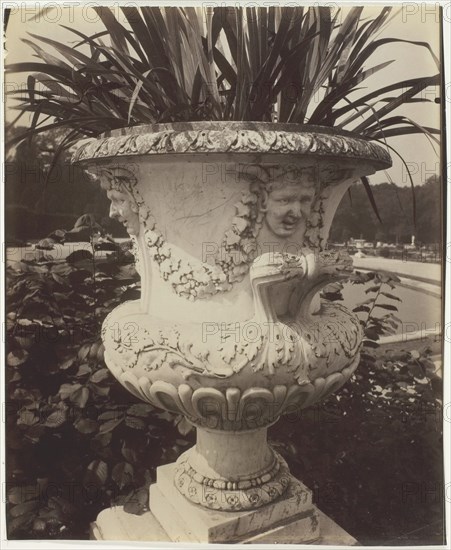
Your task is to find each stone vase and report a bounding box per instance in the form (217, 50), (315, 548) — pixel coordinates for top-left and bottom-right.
(73, 122), (391, 543)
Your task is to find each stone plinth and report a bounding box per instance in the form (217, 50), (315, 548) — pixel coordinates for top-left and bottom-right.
(91, 461), (358, 545)
(92, 504), (357, 545)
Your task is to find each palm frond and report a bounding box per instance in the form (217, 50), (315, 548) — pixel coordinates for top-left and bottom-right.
(7, 5), (439, 155)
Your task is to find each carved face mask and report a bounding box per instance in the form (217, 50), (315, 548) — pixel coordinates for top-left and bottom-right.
(107, 189), (140, 236)
(263, 182), (315, 238)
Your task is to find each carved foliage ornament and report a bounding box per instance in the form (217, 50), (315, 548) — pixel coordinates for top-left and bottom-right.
(73, 127), (391, 167)
(101, 292), (362, 382)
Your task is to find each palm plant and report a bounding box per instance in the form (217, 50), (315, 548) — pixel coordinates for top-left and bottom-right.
(6, 5), (440, 209)
(7, 6), (440, 134)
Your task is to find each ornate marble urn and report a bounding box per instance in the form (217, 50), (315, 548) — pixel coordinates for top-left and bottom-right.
(73, 122), (391, 542)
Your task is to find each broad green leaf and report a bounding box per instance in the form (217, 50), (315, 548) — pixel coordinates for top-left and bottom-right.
(8, 486), (39, 505)
(92, 432), (113, 448)
(76, 364), (92, 377)
(70, 386), (90, 408)
(74, 418), (98, 434)
(353, 305), (370, 313)
(121, 443), (138, 463)
(7, 350), (29, 367)
(125, 416), (146, 430)
(362, 340), (379, 348)
(374, 303), (398, 311)
(177, 416), (194, 436)
(10, 500), (38, 518)
(127, 403), (154, 417)
(112, 462), (134, 489)
(8, 513), (34, 535)
(45, 410), (67, 428)
(365, 285), (381, 294)
(85, 459), (108, 486)
(90, 368), (110, 384)
(99, 418), (123, 434)
(380, 292), (401, 302)
(98, 410), (122, 421)
(60, 358), (76, 370)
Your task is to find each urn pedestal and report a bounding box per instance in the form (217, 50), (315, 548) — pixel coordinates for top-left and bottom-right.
(73, 122), (391, 543)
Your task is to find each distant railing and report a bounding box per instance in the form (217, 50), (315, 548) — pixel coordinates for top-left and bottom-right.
(327, 243), (442, 264)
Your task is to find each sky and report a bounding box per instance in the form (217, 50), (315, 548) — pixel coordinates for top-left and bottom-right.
(3, 3), (443, 188)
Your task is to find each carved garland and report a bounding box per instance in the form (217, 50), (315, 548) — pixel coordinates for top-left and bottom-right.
(98, 166), (328, 300)
(97, 167), (264, 298)
(304, 193), (326, 250)
(142, 187), (263, 299)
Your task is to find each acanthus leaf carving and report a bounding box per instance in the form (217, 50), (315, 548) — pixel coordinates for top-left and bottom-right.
(105, 356), (359, 431)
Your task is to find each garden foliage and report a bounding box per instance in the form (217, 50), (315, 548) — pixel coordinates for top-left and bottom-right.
(6, 242), (193, 538)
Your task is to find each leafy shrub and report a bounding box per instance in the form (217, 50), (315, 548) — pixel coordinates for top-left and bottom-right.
(5, 244), (194, 539)
(271, 342), (443, 544)
(272, 270), (443, 544)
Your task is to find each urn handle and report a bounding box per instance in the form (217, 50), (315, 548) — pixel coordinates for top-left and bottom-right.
(249, 249), (354, 323)
(249, 251), (311, 323)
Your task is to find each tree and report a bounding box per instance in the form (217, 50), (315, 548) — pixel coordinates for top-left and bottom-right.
(5, 128), (122, 241)
(330, 178), (441, 245)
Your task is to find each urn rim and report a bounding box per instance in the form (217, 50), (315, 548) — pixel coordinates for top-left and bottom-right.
(71, 120), (392, 170)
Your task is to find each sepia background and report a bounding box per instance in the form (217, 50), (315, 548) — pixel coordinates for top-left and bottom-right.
(3, 3), (446, 546)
